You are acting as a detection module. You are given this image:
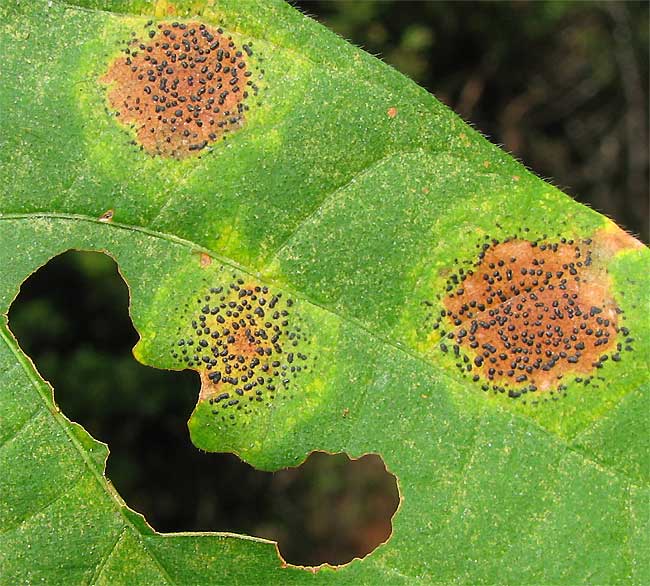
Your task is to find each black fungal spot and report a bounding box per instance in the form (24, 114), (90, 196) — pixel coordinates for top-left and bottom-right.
(101, 21), (261, 158)
(173, 274), (310, 422)
(425, 232), (634, 401)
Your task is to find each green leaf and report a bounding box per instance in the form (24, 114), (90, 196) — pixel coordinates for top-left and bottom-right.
(1, 0), (648, 584)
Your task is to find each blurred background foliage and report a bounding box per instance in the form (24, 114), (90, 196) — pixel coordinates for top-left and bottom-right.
(9, 0), (648, 567)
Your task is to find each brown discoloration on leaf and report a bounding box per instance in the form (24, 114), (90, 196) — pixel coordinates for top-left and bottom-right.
(440, 234), (630, 395)
(591, 223), (644, 260)
(199, 253), (212, 267)
(387, 107), (398, 118)
(198, 368), (215, 402)
(101, 21), (255, 158)
(171, 277), (310, 420)
(98, 209), (114, 222)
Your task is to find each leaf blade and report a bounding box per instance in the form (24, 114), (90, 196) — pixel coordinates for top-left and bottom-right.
(0, 0), (648, 583)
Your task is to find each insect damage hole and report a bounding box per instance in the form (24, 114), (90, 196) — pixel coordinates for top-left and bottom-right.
(431, 235), (633, 399)
(8, 251), (399, 567)
(101, 20), (259, 158)
(272, 452), (399, 568)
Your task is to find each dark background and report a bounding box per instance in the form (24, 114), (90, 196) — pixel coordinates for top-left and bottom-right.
(9, 0), (648, 567)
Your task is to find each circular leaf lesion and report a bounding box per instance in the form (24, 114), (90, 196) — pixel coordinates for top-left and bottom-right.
(432, 229), (638, 400)
(100, 20), (258, 158)
(171, 275), (311, 424)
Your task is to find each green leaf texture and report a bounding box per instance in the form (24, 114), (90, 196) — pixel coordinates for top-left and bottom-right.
(0, 1), (648, 584)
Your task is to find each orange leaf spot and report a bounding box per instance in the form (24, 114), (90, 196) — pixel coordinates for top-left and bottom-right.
(101, 21), (256, 158)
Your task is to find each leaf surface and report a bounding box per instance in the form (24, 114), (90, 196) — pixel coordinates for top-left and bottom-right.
(0, 1), (648, 584)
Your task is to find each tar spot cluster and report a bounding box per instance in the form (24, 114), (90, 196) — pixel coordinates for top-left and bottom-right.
(102, 20), (261, 157)
(171, 275), (310, 422)
(427, 235), (633, 402)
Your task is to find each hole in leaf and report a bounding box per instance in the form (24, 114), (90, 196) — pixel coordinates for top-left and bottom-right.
(8, 251), (399, 567)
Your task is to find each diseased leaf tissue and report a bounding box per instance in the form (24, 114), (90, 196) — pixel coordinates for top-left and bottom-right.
(432, 230), (638, 401)
(102, 19), (259, 157)
(0, 1), (647, 585)
(172, 275), (312, 423)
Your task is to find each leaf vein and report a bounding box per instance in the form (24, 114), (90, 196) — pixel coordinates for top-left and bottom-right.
(265, 150), (423, 264)
(87, 526), (127, 586)
(0, 472), (85, 537)
(0, 403), (41, 453)
(0, 213), (645, 490)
